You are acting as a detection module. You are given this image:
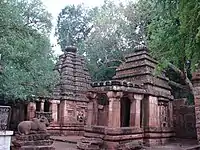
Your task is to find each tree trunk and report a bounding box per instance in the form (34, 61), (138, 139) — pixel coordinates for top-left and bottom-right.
(168, 63), (194, 95)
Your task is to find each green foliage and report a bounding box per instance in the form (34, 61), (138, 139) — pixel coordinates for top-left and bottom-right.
(56, 1), (145, 81)
(56, 4), (95, 50)
(148, 0), (200, 72)
(18, 0), (52, 34)
(0, 0), (58, 101)
(56, 0), (200, 85)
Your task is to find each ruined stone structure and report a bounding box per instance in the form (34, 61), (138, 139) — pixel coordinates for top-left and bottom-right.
(192, 70), (200, 143)
(173, 99), (196, 139)
(26, 97), (52, 122)
(77, 45), (175, 149)
(48, 46), (91, 135)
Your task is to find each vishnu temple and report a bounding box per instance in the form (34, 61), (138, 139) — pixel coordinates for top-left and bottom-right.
(14, 45), (200, 149)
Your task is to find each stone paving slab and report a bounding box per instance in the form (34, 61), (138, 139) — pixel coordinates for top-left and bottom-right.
(50, 136), (83, 144)
(145, 139), (200, 150)
(53, 141), (77, 150)
(13, 136), (200, 150)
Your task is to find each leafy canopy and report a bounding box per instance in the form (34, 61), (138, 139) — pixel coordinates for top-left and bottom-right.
(0, 0), (58, 101)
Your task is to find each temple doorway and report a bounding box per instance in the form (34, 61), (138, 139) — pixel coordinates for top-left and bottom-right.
(121, 97), (131, 127)
(36, 101), (40, 111)
(44, 100), (50, 112)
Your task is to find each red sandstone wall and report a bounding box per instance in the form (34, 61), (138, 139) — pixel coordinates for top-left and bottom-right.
(98, 105), (108, 126)
(173, 100), (197, 139)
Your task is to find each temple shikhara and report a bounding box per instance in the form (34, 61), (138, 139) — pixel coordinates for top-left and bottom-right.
(49, 46), (91, 135)
(16, 45), (200, 149)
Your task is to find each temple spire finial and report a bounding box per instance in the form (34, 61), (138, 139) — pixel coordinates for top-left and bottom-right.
(64, 46), (77, 53)
(133, 44), (148, 52)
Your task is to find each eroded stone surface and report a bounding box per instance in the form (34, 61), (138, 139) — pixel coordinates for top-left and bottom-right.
(48, 46), (92, 135)
(77, 137), (103, 150)
(12, 133), (55, 150)
(77, 45), (175, 149)
(192, 70), (200, 143)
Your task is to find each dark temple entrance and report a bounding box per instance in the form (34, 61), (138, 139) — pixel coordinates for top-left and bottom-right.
(121, 97), (131, 127)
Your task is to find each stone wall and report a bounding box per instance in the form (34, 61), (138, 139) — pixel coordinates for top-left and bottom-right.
(173, 99), (196, 139)
(59, 101), (87, 124)
(98, 105), (108, 126)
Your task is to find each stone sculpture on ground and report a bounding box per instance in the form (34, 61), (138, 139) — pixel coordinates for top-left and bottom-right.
(12, 116), (55, 150)
(18, 116), (49, 135)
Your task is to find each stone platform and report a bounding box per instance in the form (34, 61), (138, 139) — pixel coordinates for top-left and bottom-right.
(12, 133), (55, 150)
(48, 123), (84, 136)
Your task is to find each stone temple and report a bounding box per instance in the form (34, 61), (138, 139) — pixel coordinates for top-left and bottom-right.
(77, 45), (174, 149)
(48, 46), (92, 135)
(20, 45), (200, 149)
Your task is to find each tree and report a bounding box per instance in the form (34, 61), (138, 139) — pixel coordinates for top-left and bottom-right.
(81, 1), (152, 81)
(56, 4), (94, 50)
(80, 1), (127, 81)
(17, 0), (52, 34)
(0, 0), (58, 101)
(146, 0), (200, 97)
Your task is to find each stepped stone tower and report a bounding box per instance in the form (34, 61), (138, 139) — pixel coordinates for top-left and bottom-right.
(114, 45), (173, 101)
(49, 46), (92, 135)
(114, 45), (174, 129)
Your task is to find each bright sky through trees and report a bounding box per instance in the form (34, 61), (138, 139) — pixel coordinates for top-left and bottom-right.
(42, 0), (129, 55)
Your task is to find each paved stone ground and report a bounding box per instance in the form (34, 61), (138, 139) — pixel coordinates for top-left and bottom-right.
(52, 137), (200, 150)
(51, 136), (83, 144)
(12, 135), (200, 150)
(52, 141), (200, 150)
(53, 141), (77, 150)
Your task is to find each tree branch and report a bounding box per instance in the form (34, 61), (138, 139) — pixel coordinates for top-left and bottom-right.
(168, 80), (188, 90)
(168, 63), (184, 78)
(168, 62), (194, 95)
(105, 59), (124, 64)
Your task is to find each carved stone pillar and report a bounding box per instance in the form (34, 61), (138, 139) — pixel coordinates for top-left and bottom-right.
(86, 91), (98, 126)
(107, 91), (123, 128)
(49, 102), (52, 112)
(129, 94), (144, 127)
(51, 100), (60, 124)
(40, 99), (45, 112)
(27, 102), (36, 120)
(158, 101), (169, 128)
(168, 101), (173, 127)
(147, 96), (159, 127)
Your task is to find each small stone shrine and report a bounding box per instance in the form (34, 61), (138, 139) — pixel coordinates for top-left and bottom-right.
(48, 46), (92, 135)
(12, 116), (55, 150)
(77, 45), (174, 149)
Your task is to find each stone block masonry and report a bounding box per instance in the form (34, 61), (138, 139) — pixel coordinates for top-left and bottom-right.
(12, 133), (55, 150)
(77, 45), (175, 149)
(49, 46), (92, 136)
